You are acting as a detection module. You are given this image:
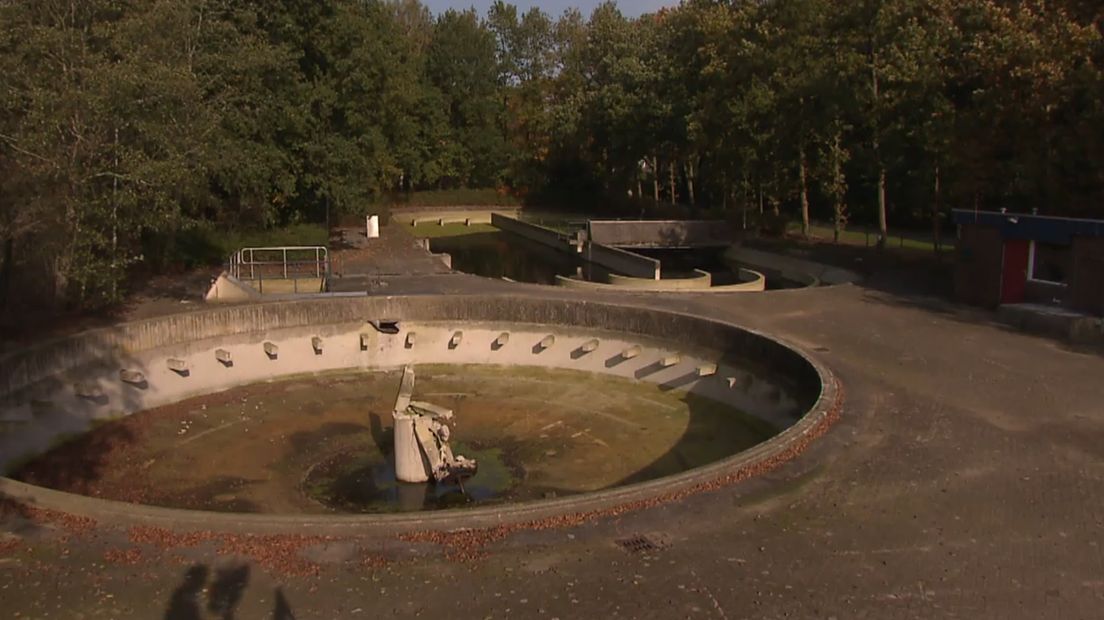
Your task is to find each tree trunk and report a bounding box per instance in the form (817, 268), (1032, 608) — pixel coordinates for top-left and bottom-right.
(652, 156), (660, 203)
(932, 165), (942, 255)
(111, 125), (119, 301)
(686, 160), (696, 207)
(0, 236), (12, 314)
(668, 160), (677, 205)
(799, 140), (810, 238)
(833, 128), (845, 244)
(770, 174), (780, 216)
(877, 167), (887, 249)
(871, 52), (888, 250)
(742, 176), (749, 231)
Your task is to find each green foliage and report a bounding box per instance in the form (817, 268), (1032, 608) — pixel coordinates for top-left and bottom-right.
(383, 189), (521, 207)
(0, 0), (1101, 317)
(163, 224), (329, 269)
(426, 9), (509, 188)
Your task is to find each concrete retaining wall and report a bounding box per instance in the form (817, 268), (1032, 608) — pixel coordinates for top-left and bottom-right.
(608, 270), (712, 289)
(204, 273), (260, 303)
(725, 247), (859, 287)
(555, 268), (765, 293)
(588, 220), (732, 248)
(730, 268), (769, 291)
(584, 242), (661, 280)
(393, 206), (522, 226)
(998, 304), (1104, 345)
(491, 214), (661, 279)
(491, 213), (568, 249)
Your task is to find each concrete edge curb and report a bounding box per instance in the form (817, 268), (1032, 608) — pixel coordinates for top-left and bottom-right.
(0, 300), (841, 537)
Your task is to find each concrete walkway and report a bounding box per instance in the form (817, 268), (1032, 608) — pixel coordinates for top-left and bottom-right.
(328, 225), (452, 293)
(2, 282), (1103, 618)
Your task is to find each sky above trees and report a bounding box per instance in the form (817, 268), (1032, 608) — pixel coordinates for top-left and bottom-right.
(423, 0), (674, 18)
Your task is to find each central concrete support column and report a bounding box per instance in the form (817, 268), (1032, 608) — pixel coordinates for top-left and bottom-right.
(392, 367), (428, 484)
(394, 414), (428, 484)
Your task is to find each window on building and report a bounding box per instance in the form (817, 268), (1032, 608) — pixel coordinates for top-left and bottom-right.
(1029, 241), (1072, 285)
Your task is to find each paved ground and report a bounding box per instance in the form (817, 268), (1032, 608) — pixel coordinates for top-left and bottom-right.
(329, 225), (451, 293)
(2, 277), (1103, 618)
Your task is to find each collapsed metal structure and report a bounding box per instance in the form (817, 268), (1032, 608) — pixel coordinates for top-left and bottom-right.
(391, 366), (478, 485)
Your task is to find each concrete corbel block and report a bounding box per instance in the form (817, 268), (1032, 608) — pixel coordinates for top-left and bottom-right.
(360, 333), (372, 350)
(495, 332), (510, 348)
(450, 331), (464, 349)
(406, 332), (417, 348)
(167, 359), (189, 374)
(119, 369), (146, 385)
(660, 354), (681, 368)
(538, 335), (556, 351)
(264, 342), (279, 359)
(621, 345), (642, 360)
(215, 349), (233, 365)
(580, 339), (600, 354)
(312, 336), (323, 354)
(697, 363), (718, 377)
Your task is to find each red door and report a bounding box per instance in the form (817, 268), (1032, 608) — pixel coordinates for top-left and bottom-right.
(1000, 240), (1030, 305)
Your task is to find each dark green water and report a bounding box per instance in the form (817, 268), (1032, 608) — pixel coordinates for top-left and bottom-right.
(432, 231), (804, 289)
(303, 442), (519, 513)
(430, 232), (609, 285)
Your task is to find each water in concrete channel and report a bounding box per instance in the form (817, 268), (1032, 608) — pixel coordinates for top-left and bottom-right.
(632, 248), (805, 289)
(431, 230), (803, 288)
(430, 231), (611, 285)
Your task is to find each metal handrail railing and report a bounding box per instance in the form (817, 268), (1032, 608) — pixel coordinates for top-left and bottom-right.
(229, 246), (329, 294)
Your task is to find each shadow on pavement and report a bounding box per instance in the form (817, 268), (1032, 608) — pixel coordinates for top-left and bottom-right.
(164, 564), (297, 620)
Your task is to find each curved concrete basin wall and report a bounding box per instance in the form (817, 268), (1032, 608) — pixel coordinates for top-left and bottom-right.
(725, 247), (860, 287)
(732, 268), (769, 291)
(555, 268), (765, 293)
(582, 242), (660, 280)
(608, 270), (712, 290)
(0, 295), (835, 531)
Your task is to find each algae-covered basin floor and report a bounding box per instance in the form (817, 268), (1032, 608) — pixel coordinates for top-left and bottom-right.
(12, 366), (777, 514)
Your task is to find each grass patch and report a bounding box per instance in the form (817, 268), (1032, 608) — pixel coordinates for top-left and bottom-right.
(519, 212), (588, 234)
(211, 223), (329, 252)
(787, 221), (954, 252)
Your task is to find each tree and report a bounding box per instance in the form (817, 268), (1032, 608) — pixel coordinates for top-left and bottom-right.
(426, 9), (507, 188)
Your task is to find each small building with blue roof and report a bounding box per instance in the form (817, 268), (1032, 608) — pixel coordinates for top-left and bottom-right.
(952, 209), (1104, 316)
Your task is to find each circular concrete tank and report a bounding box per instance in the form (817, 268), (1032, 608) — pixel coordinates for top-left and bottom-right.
(0, 295), (838, 532)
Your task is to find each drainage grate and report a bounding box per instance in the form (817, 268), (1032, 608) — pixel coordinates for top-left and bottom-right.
(615, 535), (665, 554)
